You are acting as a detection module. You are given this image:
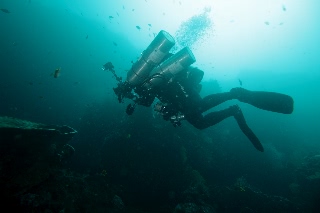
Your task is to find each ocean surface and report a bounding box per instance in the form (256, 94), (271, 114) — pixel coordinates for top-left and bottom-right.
(1, 0), (320, 212)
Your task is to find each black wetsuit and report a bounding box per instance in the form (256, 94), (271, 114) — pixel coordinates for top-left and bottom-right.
(136, 71), (264, 152)
(135, 67), (294, 152)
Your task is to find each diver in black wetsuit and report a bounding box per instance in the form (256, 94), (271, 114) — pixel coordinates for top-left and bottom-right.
(136, 66), (293, 152)
(105, 30), (294, 152)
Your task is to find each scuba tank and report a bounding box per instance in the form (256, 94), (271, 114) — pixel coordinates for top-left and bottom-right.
(142, 46), (196, 90)
(126, 30), (175, 86)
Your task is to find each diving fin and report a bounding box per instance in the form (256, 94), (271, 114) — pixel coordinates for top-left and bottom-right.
(231, 87), (294, 114)
(231, 105), (264, 152)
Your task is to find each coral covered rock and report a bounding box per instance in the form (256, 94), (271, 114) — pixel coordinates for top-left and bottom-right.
(0, 116), (77, 197)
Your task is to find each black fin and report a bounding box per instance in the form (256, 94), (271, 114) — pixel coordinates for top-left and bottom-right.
(231, 87), (294, 114)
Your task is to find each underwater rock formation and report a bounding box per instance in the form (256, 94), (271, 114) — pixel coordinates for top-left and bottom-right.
(0, 116), (77, 197)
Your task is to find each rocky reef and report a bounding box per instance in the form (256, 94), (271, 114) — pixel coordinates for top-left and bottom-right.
(0, 115), (318, 212)
(0, 116), (77, 199)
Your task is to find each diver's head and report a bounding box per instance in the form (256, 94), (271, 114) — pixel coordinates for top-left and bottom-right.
(185, 67), (204, 85)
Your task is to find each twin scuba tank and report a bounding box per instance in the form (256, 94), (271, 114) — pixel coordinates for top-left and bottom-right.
(126, 30), (196, 90)
(124, 30), (201, 121)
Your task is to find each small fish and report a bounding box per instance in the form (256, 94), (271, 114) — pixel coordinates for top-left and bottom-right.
(113, 42), (117, 46)
(117, 12), (119, 16)
(282, 5), (286, 11)
(109, 15), (114, 19)
(0, 8), (10, 13)
(238, 78), (242, 86)
(86, 35), (88, 39)
(148, 23), (152, 27)
(53, 67), (61, 78)
(123, 5), (125, 10)
(136, 25), (141, 30)
(264, 21), (270, 25)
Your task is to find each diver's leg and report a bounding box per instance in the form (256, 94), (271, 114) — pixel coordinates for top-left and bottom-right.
(200, 92), (234, 112)
(230, 87), (294, 114)
(231, 105), (264, 152)
(186, 105), (264, 152)
(185, 106), (233, 130)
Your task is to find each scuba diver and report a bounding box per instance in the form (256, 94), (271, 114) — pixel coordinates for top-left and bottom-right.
(104, 30), (294, 152)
